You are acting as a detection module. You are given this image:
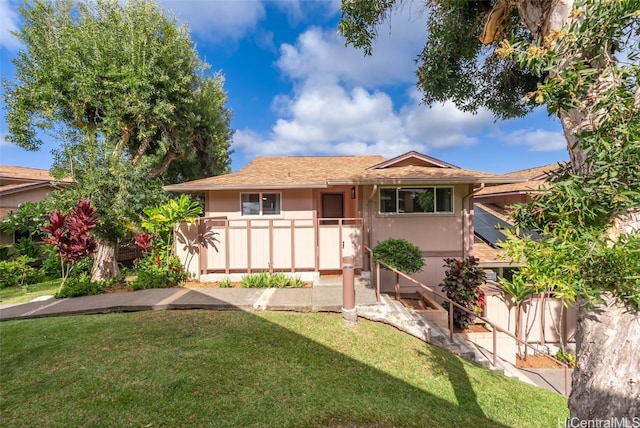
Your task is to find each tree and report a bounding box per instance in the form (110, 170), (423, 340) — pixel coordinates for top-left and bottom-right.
(340, 0), (639, 420)
(3, 0), (232, 281)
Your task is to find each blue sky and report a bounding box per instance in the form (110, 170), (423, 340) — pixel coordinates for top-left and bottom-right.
(0, 0), (569, 175)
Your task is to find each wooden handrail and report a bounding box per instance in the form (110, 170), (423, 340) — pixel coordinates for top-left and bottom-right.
(363, 246), (571, 397)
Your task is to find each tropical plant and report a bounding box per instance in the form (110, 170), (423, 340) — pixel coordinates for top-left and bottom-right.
(131, 253), (188, 290)
(439, 257), (486, 330)
(0, 256), (42, 288)
(134, 233), (154, 254)
(241, 272), (272, 289)
(131, 195), (202, 289)
(373, 238), (424, 299)
(12, 237), (42, 261)
(55, 273), (110, 298)
(141, 194), (203, 255)
(498, 272), (536, 340)
(0, 245), (11, 262)
(218, 278), (232, 288)
(240, 272), (306, 288)
(41, 199), (97, 290)
(0, 200), (49, 239)
(556, 348), (577, 367)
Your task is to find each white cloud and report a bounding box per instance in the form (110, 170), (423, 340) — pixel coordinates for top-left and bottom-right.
(276, 4), (427, 88)
(0, 0), (21, 51)
(503, 129), (567, 152)
(161, 0), (266, 44)
(403, 90), (495, 149)
(232, 80), (497, 158)
(233, 80), (413, 157)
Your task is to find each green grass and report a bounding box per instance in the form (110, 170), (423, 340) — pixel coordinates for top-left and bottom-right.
(0, 311), (568, 427)
(0, 279), (61, 305)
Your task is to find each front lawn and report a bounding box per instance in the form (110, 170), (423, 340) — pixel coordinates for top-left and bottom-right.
(0, 311), (568, 427)
(0, 279), (61, 305)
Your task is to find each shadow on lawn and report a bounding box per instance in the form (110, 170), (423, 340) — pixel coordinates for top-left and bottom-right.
(419, 347), (489, 423)
(0, 308), (522, 428)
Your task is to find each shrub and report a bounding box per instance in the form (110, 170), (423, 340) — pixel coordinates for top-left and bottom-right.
(556, 349), (576, 367)
(0, 256), (43, 288)
(0, 245), (11, 261)
(13, 237), (42, 261)
(132, 253), (188, 290)
(439, 257), (486, 330)
(287, 276), (305, 288)
(218, 278), (232, 288)
(241, 272), (271, 288)
(372, 238), (424, 275)
(373, 238), (424, 299)
(41, 245), (59, 277)
(240, 272), (305, 288)
(55, 273), (109, 298)
(270, 272), (292, 287)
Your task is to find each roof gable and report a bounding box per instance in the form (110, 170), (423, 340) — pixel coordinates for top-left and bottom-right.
(369, 151), (459, 170)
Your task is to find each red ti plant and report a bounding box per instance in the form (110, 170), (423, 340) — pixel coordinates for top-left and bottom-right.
(134, 232), (154, 253)
(42, 199), (98, 289)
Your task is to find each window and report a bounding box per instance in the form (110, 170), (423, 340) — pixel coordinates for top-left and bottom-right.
(379, 187), (453, 214)
(241, 192), (281, 216)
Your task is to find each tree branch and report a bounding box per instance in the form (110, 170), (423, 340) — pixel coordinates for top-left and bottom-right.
(130, 138), (151, 166)
(147, 151), (183, 179)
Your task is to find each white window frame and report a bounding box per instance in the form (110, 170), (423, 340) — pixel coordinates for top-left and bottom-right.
(378, 186), (454, 214)
(240, 192), (282, 216)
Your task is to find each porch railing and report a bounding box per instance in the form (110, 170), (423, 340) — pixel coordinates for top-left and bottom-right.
(195, 217), (364, 274)
(364, 246), (571, 397)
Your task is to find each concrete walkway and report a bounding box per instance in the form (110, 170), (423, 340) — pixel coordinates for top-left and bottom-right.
(0, 276), (570, 396)
(0, 277), (378, 321)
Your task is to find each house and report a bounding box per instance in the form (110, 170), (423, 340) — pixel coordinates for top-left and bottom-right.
(164, 151), (525, 292)
(0, 165), (71, 245)
(472, 163), (558, 275)
(469, 163), (576, 347)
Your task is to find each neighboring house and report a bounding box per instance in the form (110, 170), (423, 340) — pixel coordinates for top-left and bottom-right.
(165, 151), (524, 292)
(471, 163), (558, 275)
(0, 165), (71, 245)
(470, 163), (576, 346)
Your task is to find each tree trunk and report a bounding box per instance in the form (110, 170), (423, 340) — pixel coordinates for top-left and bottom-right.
(91, 240), (120, 281)
(516, 0), (640, 420)
(570, 295), (640, 421)
(504, 0), (640, 420)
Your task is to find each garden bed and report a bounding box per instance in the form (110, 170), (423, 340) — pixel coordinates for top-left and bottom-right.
(399, 291), (449, 329)
(183, 280), (314, 289)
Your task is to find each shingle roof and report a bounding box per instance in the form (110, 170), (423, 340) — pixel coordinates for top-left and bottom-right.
(0, 165), (58, 182)
(476, 163), (561, 196)
(0, 165), (72, 187)
(476, 180), (548, 196)
(164, 153), (524, 192)
(164, 156), (386, 191)
(504, 163), (559, 180)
